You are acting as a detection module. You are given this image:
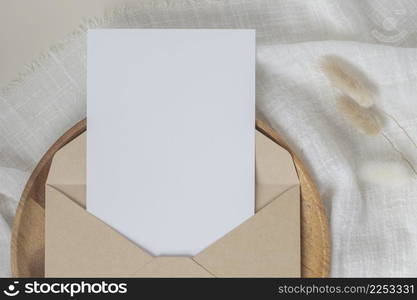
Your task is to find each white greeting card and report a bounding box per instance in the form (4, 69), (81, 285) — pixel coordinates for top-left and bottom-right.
(87, 29), (255, 256)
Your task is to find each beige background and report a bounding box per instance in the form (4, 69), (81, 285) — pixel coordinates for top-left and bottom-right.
(0, 0), (131, 86)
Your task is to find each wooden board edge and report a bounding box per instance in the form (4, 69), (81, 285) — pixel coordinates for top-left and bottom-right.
(11, 119), (86, 276)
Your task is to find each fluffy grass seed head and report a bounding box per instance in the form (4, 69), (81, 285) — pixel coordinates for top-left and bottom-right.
(359, 161), (412, 188)
(321, 55), (374, 108)
(336, 95), (381, 136)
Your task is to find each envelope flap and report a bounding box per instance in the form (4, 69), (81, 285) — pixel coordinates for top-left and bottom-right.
(46, 133), (86, 186)
(45, 185), (153, 277)
(132, 257), (213, 277)
(256, 131), (298, 185)
(194, 186), (300, 277)
(47, 184), (86, 208)
(255, 131), (299, 210)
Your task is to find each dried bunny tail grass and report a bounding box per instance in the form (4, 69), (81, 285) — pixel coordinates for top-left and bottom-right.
(336, 96), (417, 174)
(336, 95), (381, 136)
(320, 55), (374, 108)
(359, 161), (412, 188)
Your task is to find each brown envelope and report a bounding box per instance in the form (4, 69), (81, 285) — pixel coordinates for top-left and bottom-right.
(45, 130), (300, 277)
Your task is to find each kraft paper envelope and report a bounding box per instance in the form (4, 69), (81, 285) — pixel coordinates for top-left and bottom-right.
(45, 130), (300, 277)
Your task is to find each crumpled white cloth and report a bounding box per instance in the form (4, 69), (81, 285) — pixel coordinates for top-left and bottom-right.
(1, 0), (417, 277)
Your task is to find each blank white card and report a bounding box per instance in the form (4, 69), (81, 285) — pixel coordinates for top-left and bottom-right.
(87, 29), (255, 256)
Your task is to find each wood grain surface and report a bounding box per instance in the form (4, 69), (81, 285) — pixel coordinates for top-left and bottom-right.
(11, 119), (330, 277)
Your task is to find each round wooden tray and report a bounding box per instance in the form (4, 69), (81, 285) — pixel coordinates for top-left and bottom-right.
(11, 119), (330, 277)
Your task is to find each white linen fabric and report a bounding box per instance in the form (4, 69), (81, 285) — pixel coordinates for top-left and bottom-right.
(1, 0), (417, 277)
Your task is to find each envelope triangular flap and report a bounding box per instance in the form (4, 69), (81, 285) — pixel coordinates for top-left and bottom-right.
(255, 131), (299, 210)
(46, 133), (86, 207)
(194, 186), (300, 277)
(45, 185), (153, 277)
